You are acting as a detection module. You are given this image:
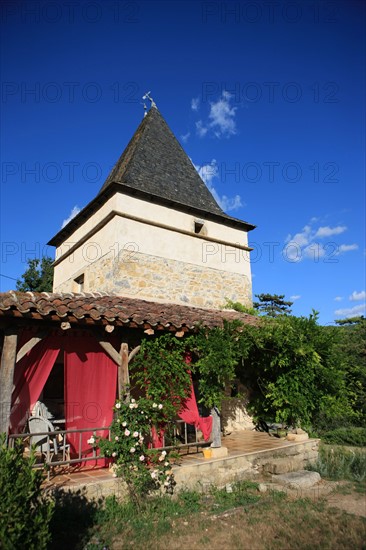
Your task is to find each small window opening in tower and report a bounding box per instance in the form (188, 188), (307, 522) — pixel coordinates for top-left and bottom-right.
(194, 219), (205, 234)
(74, 274), (84, 292)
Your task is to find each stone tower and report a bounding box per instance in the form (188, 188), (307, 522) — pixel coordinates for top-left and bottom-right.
(49, 105), (255, 309)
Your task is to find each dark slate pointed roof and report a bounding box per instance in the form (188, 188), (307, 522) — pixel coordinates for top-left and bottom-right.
(49, 106), (255, 246)
(99, 106), (224, 216)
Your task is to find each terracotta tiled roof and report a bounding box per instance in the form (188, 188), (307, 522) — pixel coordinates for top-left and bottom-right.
(0, 291), (259, 332)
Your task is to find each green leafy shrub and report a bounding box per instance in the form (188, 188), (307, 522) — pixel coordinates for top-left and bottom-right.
(321, 427), (366, 447)
(0, 434), (54, 549)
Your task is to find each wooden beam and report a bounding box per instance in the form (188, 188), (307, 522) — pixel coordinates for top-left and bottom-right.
(98, 341), (121, 366)
(16, 330), (48, 363)
(0, 330), (18, 434)
(128, 345), (141, 362)
(118, 343), (130, 402)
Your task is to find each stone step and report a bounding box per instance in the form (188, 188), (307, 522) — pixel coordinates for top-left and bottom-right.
(273, 470), (321, 489)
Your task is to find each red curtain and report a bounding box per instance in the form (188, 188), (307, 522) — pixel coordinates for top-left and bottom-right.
(64, 336), (117, 459)
(178, 376), (212, 441)
(178, 354), (212, 441)
(10, 333), (61, 433)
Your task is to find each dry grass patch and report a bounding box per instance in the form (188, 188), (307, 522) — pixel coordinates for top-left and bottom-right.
(104, 485), (366, 550)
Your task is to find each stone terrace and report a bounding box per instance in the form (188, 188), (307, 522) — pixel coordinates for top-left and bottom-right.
(43, 432), (320, 499)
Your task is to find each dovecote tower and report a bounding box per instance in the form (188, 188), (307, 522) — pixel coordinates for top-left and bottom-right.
(48, 105), (255, 309)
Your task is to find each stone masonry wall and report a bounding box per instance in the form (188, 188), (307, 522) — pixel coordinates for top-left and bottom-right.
(56, 250), (252, 309)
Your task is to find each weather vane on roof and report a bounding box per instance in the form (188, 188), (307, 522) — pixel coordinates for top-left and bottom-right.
(142, 91), (157, 116)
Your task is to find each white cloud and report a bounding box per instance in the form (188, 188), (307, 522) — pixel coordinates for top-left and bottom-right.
(191, 97), (200, 111)
(337, 244), (358, 254)
(349, 290), (366, 301)
(208, 91), (237, 137)
(61, 205), (81, 228)
(196, 120), (208, 138)
(290, 295), (301, 301)
(283, 219), (357, 262)
(334, 304), (366, 318)
(219, 194), (243, 212)
(180, 132), (190, 143)
(194, 92), (237, 139)
(194, 159), (243, 212)
(334, 296), (343, 301)
(314, 225), (347, 238)
(194, 159), (218, 186)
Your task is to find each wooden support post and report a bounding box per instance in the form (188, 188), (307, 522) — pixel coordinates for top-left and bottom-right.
(118, 343), (130, 403)
(0, 330), (18, 435)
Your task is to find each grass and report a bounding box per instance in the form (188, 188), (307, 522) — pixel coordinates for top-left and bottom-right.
(308, 444), (366, 482)
(48, 479), (366, 550)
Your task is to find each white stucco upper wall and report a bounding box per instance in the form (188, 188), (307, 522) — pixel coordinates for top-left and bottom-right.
(114, 194), (249, 247)
(53, 192), (252, 290)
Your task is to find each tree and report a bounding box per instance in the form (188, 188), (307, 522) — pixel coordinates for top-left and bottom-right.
(335, 316), (365, 326)
(327, 316), (366, 427)
(236, 312), (355, 429)
(16, 257), (54, 292)
(253, 293), (293, 317)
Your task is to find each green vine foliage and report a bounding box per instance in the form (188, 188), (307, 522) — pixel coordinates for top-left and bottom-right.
(192, 322), (241, 409)
(131, 326), (242, 413)
(130, 335), (193, 421)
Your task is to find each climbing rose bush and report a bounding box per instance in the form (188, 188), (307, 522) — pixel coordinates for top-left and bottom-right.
(96, 398), (176, 503)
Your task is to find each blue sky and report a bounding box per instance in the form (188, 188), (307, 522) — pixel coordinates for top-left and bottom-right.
(1, 0), (365, 324)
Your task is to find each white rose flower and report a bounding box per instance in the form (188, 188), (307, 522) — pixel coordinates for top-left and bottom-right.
(112, 452), (117, 457)
(151, 471), (157, 479)
(164, 461), (169, 466)
(158, 404), (163, 410)
(152, 403), (157, 408)
(162, 450), (167, 456)
(130, 447), (136, 453)
(115, 402), (121, 409)
(122, 421), (127, 427)
(124, 429), (130, 436)
(115, 436), (119, 441)
(87, 436), (95, 445)
(139, 455), (145, 462)
(133, 431), (139, 438)
(131, 398), (136, 403)
(129, 404), (134, 409)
